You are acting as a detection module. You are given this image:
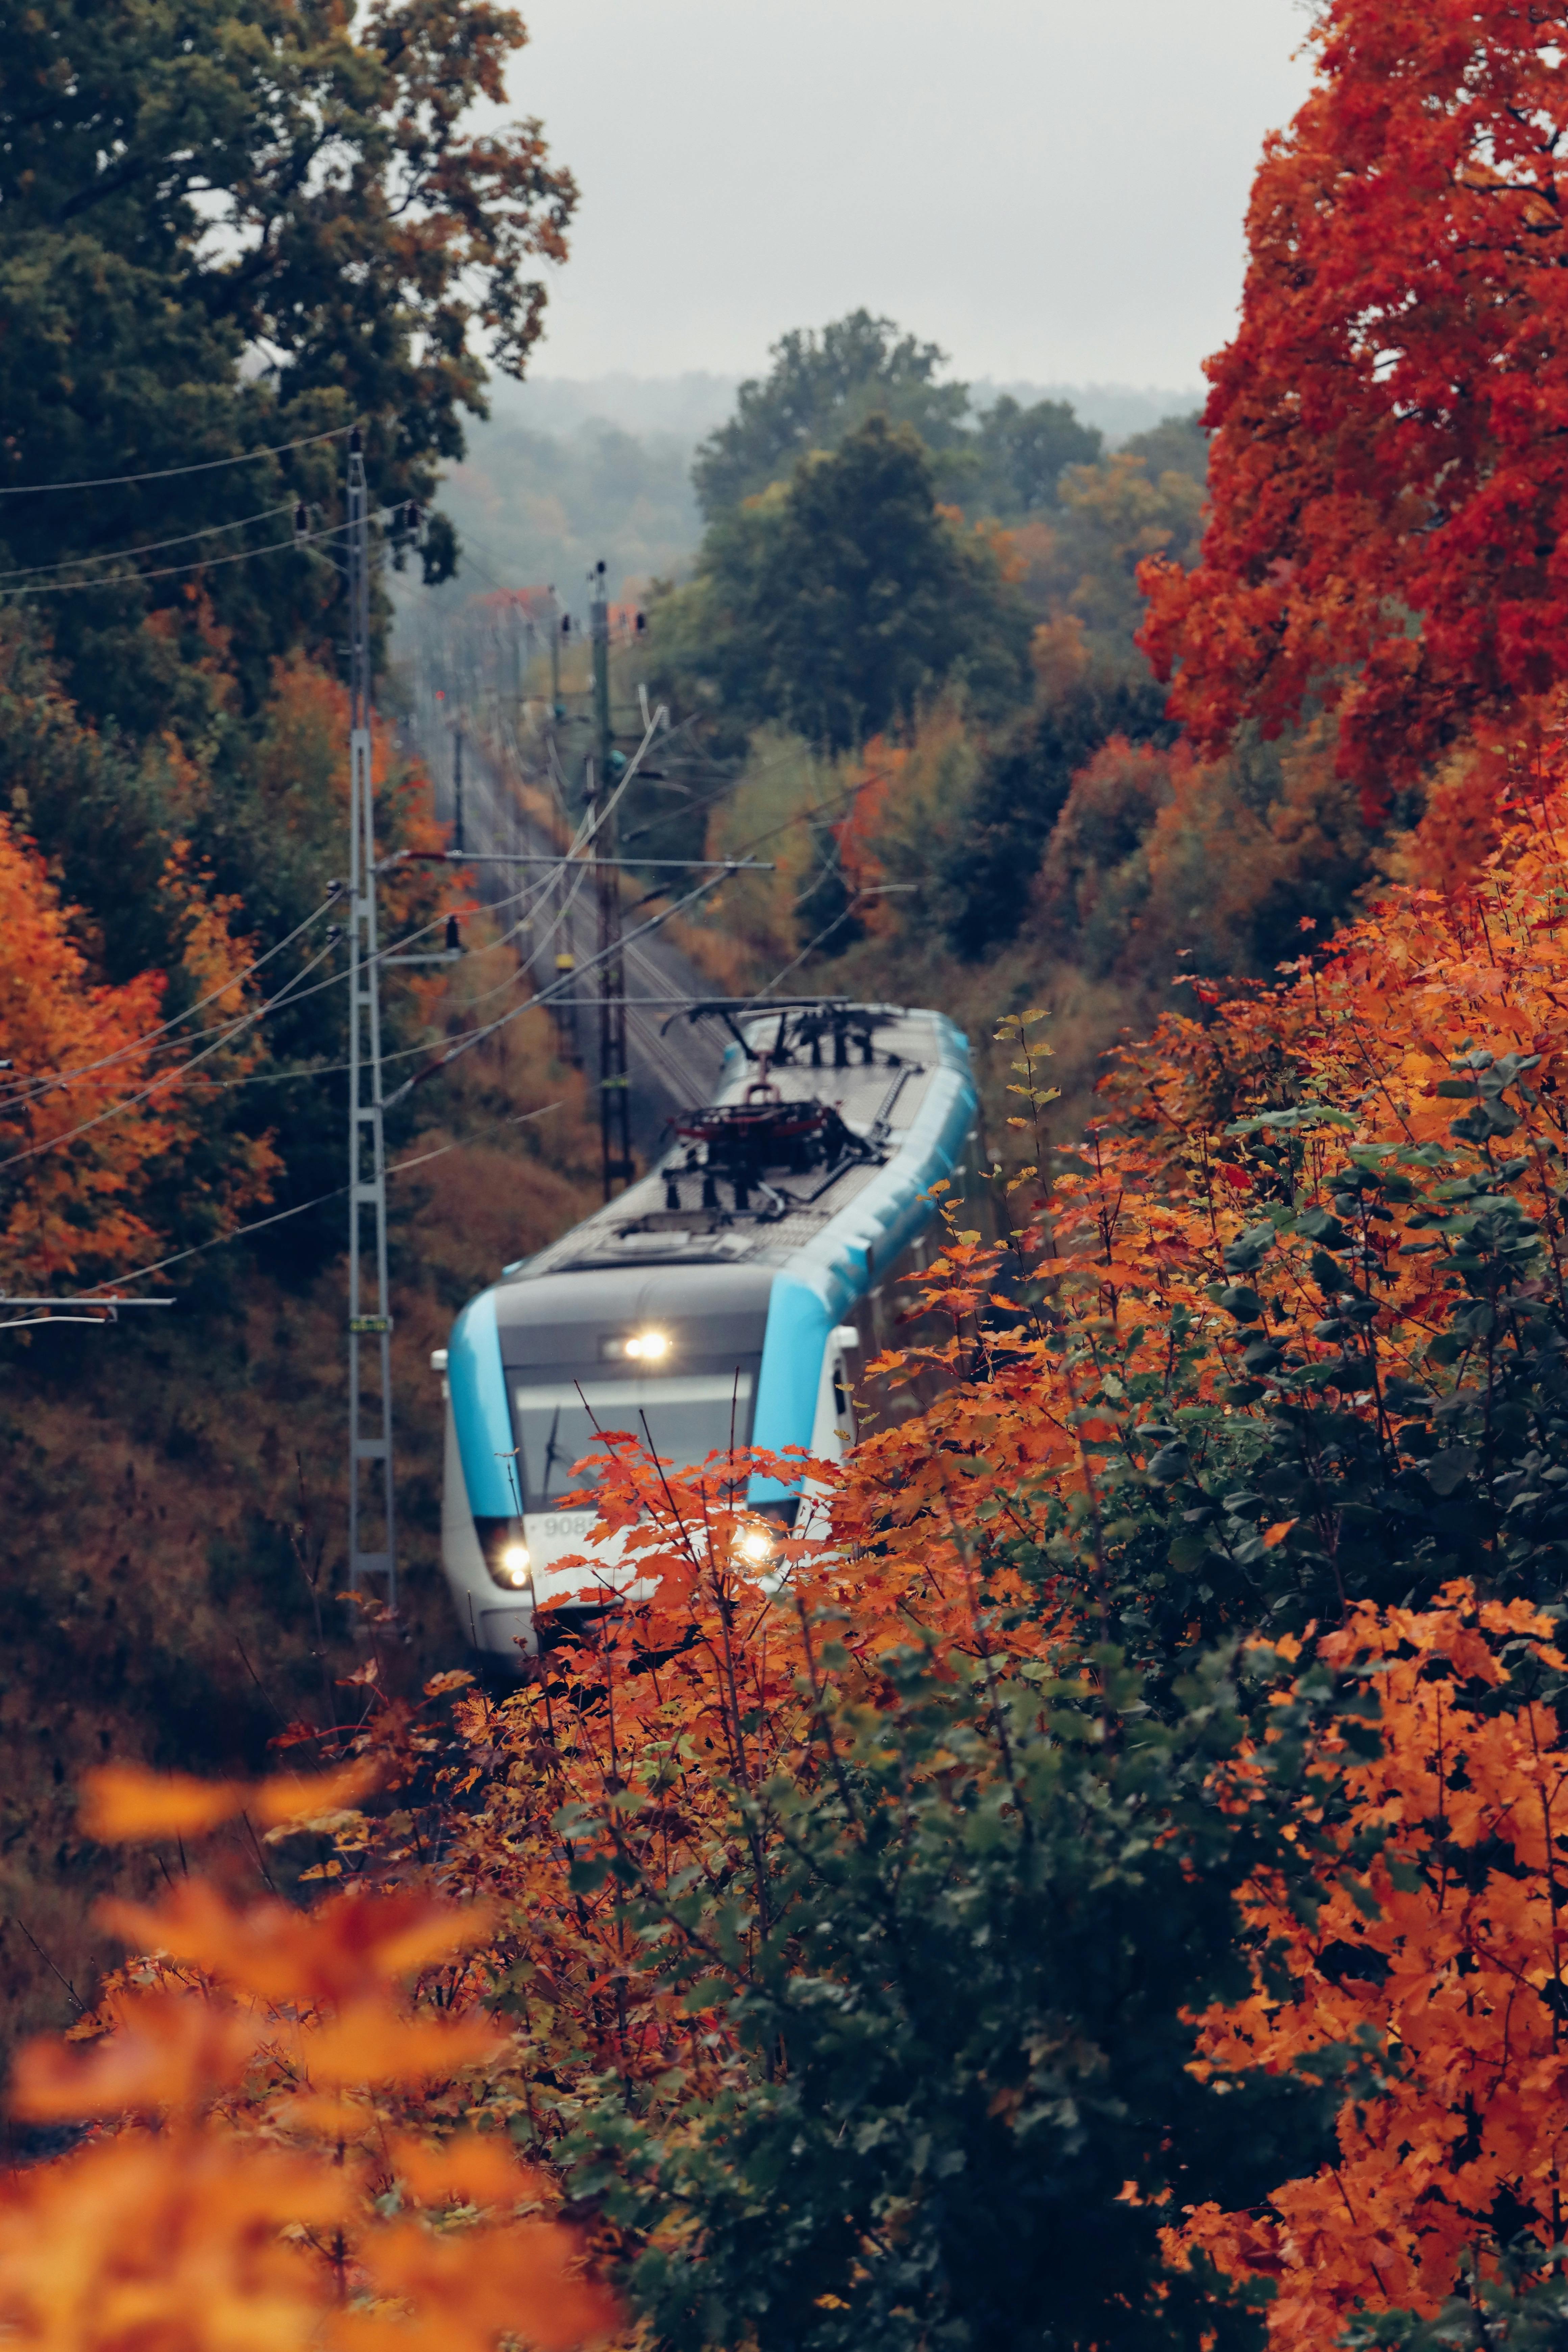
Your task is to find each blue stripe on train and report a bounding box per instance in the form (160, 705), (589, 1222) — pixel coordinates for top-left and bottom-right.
(746, 1036), (979, 1498)
(749, 1276), (834, 1502)
(448, 1290), (517, 1517)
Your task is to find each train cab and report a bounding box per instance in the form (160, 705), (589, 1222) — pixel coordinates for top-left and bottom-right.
(438, 1000), (980, 1668)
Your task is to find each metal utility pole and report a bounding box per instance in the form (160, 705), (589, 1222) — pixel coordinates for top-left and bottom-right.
(540, 587), (579, 1068)
(345, 427), (396, 1606)
(590, 560), (633, 1199)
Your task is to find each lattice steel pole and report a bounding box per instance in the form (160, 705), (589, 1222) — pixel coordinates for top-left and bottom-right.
(345, 427), (396, 1604)
(590, 565), (632, 1199)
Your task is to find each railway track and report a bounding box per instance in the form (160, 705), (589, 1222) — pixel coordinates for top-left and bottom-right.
(416, 711), (724, 1152)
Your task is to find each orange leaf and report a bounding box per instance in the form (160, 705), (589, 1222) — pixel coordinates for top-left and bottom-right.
(298, 2002), (507, 2087)
(79, 1766), (247, 1842)
(99, 1882), (496, 2005)
(250, 1757), (383, 1829)
(9, 1993), (263, 2119)
(391, 2131), (543, 2208)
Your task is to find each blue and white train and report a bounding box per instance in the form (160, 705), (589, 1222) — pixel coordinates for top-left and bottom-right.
(436, 1000), (981, 1665)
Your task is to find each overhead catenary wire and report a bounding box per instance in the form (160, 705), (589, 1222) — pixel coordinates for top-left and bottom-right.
(408, 705), (845, 1077)
(56, 1101), (566, 1300)
(0, 884), (347, 1112)
(408, 585), (928, 1115)
(0, 748), (846, 1143)
(758, 892), (880, 999)
(0, 499), (303, 585)
(384, 861), (744, 1109)
(369, 702), (675, 1088)
(165, 867), (591, 1098)
(0, 507), (416, 602)
(0, 860), (558, 1124)
(421, 861), (591, 1028)
(0, 425), (354, 497)
(0, 933), (343, 1175)
(0, 517), (350, 600)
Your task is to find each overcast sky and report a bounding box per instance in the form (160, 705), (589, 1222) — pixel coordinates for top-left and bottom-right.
(509, 0), (1317, 393)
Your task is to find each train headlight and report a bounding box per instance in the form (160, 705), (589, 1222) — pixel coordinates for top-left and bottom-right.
(737, 1524), (774, 1568)
(493, 1540), (532, 1589)
(624, 1328), (669, 1361)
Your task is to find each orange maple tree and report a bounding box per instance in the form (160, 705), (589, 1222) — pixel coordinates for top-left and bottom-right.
(1140, 0), (1568, 808)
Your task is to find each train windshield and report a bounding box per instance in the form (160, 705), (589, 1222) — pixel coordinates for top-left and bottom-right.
(510, 1373), (756, 1510)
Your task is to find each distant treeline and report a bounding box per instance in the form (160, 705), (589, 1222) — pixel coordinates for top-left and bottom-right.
(405, 320), (1200, 622)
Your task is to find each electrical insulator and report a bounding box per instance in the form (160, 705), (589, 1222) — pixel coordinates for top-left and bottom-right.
(635, 611), (646, 632)
(561, 614), (571, 636)
(293, 500), (309, 541)
(444, 913), (461, 953)
(403, 500), (421, 540)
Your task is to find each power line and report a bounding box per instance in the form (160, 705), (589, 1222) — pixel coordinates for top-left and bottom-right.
(0, 936), (341, 1174)
(0, 1298), (175, 1332)
(0, 886), (344, 1112)
(55, 1102), (566, 1298)
(0, 517), (351, 601)
(0, 863), (558, 1141)
(0, 507), (418, 602)
(385, 860), (742, 1108)
(0, 499), (300, 585)
(0, 425), (353, 498)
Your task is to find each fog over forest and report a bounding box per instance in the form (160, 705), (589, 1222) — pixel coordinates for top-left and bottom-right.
(412, 369), (1202, 619)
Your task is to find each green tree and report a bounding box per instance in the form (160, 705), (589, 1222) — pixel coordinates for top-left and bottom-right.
(657, 417), (1032, 757)
(972, 393), (1104, 519)
(564, 1635), (1324, 2352)
(932, 420), (1210, 957)
(691, 310), (973, 520)
(940, 661), (1176, 957)
(690, 310), (1104, 529)
(1119, 411), (1209, 488)
(0, 0), (577, 733)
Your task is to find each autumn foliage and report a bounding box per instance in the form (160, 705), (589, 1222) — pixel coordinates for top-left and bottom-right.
(1171, 1589), (1568, 2347)
(518, 770), (1568, 2338)
(0, 1759), (615, 2352)
(32, 15), (1568, 2326)
(1141, 0), (1568, 809)
(0, 818), (277, 1289)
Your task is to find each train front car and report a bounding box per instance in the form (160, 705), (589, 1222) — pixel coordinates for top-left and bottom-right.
(438, 1001), (980, 1669)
